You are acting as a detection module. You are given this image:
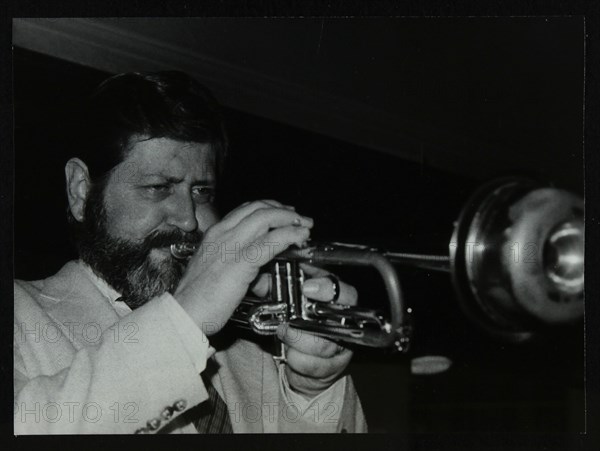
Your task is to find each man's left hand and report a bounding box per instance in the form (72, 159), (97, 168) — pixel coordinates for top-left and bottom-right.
(276, 264), (358, 399)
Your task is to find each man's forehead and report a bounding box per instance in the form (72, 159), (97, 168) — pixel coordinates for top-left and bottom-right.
(122, 137), (216, 180)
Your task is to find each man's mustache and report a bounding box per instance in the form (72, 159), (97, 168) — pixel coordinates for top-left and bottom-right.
(142, 229), (204, 250)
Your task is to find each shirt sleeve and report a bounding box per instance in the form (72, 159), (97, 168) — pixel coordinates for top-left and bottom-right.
(277, 364), (346, 433)
(14, 288), (210, 434)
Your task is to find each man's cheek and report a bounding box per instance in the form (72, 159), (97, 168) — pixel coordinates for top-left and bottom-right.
(104, 200), (159, 241)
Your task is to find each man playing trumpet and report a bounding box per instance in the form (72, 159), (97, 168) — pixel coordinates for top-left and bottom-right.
(14, 71), (366, 433)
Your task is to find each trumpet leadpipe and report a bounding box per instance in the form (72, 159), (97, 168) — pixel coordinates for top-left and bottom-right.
(384, 252), (451, 272)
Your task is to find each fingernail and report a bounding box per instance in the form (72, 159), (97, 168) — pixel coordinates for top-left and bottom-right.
(293, 218), (302, 226)
(303, 280), (319, 294)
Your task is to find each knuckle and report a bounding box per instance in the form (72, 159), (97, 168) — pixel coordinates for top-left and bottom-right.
(244, 209), (270, 227)
(203, 224), (219, 240)
(295, 227), (311, 239)
(255, 200), (280, 210)
(282, 324), (299, 343)
(262, 199), (281, 206)
(303, 358), (322, 376)
(319, 341), (335, 356)
(254, 202), (270, 210)
(249, 206), (270, 217)
(345, 285), (359, 304)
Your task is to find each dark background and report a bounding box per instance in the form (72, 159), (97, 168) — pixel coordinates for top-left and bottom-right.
(13, 45), (584, 434)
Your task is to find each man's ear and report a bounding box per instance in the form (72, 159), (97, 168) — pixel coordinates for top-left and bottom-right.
(65, 158), (91, 222)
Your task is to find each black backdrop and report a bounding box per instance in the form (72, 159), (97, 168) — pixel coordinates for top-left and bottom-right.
(13, 47), (584, 433)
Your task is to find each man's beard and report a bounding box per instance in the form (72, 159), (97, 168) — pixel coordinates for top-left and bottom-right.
(76, 184), (203, 309)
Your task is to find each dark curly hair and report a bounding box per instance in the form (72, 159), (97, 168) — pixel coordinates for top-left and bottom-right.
(72, 70), (228, 180)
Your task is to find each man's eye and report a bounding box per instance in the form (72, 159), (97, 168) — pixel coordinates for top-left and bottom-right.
(146, 184), (170, 193)
(192, 186), (216, 203)
(143, 184), (172, 197)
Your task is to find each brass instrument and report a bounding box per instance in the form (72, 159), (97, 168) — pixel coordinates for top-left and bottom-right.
(171, 177), (584, 350)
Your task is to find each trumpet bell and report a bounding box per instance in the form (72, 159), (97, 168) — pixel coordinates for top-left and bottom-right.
(450, 177), (584, 342)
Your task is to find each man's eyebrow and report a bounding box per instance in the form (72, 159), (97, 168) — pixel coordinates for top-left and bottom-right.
(140, 173), (215, 185)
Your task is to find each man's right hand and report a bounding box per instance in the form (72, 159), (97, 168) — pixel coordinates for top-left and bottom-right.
(173, 200), (313, 336)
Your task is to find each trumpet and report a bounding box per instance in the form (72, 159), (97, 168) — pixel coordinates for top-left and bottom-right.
(171, 177), (584, 350)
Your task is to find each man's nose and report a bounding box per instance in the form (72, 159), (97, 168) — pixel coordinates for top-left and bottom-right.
(166, 192), (198, 233)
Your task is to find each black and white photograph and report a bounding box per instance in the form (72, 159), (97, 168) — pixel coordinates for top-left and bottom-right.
(7, 13), (594, 446)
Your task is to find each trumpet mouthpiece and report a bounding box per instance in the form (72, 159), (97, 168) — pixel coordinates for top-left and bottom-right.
(170, 242), (199, 260)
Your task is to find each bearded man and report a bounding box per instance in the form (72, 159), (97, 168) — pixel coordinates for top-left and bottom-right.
(13, 71), (366, 434)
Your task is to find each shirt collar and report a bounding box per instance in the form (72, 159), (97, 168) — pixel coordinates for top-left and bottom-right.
(79, 260), (132, 316)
